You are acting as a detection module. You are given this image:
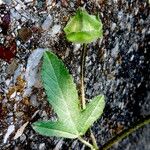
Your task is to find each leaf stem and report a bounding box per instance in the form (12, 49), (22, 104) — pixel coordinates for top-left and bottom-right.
(78, 136), (96, 150)
(101, 115), (150, 150)
(80, 43), (87, 110)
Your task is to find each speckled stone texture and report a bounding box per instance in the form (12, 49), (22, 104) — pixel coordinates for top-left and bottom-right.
(0, 0), (149, 150)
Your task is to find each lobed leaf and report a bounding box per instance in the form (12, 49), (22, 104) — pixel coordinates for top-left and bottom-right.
(32, 121), (78, 139)
(78, 95), (105, 135)
(32, 51), (105, 139)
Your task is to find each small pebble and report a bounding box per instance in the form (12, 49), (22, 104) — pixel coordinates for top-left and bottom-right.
(39, 143), (46, 150)
(42, 14), (52, 31)
(51, 24), (61, 37)
(10, 91), (16, 99)
(3, 124), (15, 143)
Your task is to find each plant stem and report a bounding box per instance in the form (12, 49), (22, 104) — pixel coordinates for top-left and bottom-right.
(80, 44), (99, 149)
(80, 43), (87, 110)
(78, 136), (96, 150)
(101, 115), (150, 150)
(90, 129), (99, 150)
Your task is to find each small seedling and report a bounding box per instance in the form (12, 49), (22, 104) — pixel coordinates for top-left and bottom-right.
(32, 8), (150, 150)
(32, 8), (104, 150)
(32, 51), (105, 148)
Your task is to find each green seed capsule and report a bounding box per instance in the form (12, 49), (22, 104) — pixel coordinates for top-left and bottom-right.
(64, 8), (103, 44)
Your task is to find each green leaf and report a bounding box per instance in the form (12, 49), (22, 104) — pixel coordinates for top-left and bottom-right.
(64, 8), (103, 44)
(32, 51), (105, 139)
(40, 51), (80, 135)
(32, 121), (78, 139)
(78, 95), (105, 134)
